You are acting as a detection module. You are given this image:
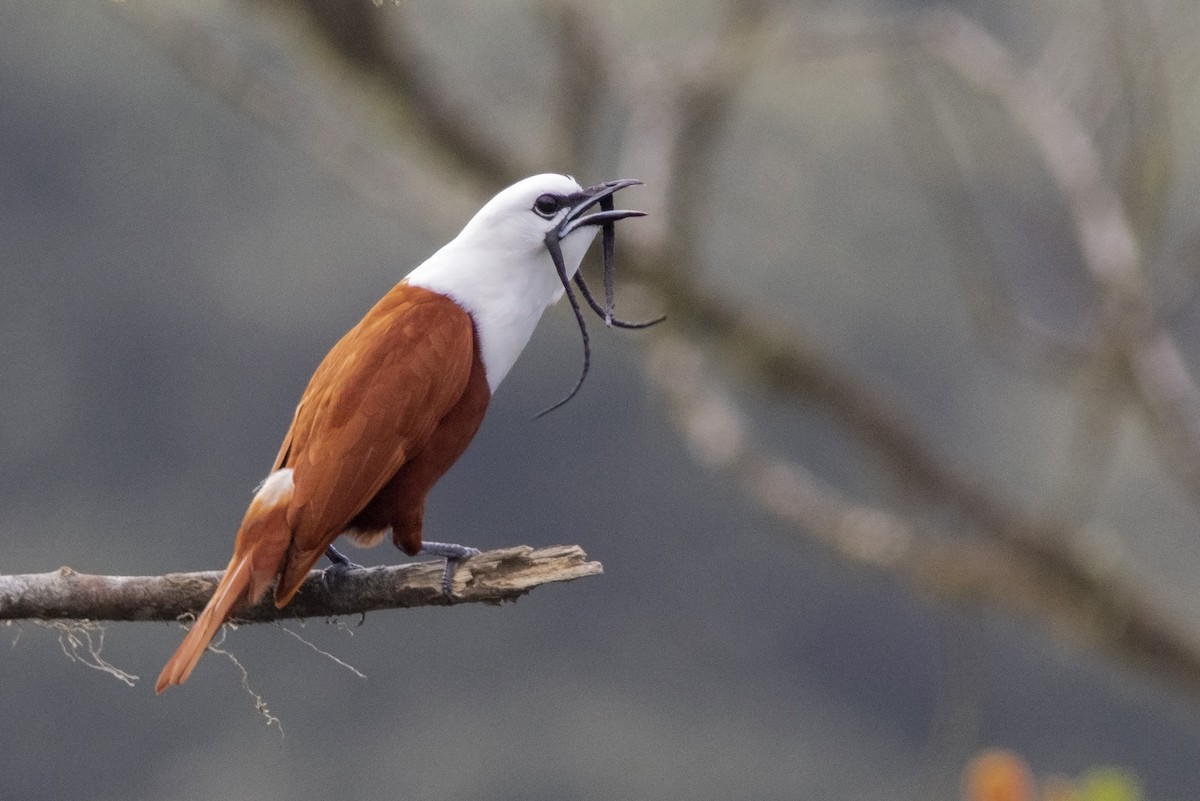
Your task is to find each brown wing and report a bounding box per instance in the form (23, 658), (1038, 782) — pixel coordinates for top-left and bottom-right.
(271, 283), (476, 603)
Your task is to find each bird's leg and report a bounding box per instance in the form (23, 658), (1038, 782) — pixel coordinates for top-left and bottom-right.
(420, 541), (481, 597)
(325, 543), (363, 570)
(325, 544), (350, 567)
(320, 544), (364, 593)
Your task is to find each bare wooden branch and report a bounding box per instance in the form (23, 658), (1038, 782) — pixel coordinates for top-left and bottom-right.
(0, 546), (602, 623)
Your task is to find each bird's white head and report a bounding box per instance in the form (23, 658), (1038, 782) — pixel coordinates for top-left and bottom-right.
(406, 173), (644, 392)
(458, 174), (596, 265)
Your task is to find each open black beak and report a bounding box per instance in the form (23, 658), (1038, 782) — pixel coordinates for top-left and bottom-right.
(556, 178), (646, 238)
(538, 178), (663, 418)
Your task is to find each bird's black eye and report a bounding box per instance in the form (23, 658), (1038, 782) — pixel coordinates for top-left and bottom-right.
(533, 194), (562, 218)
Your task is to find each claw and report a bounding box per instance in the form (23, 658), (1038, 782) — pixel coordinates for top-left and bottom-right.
(420, 541), (480, 597)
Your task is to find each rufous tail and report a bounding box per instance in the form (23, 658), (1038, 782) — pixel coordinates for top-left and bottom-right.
(156, 472), (294, 693)
(155, 549), (257, 693)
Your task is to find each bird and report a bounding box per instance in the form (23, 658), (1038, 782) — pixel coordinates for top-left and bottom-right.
(155, 174), (647, 693)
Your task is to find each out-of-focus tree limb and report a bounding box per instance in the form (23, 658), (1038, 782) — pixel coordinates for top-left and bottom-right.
(922, 9), (1200, 508)
(0, 546), (601, 622)
(536, 0), (609, 168)
(536, 0), (777, 273)
(110, 0), (478, 232)
(641, 261), (1082, 556)
(647, 333), (1200, 699)
(1091, 0), (1172, 254)
(291, 0), (519, 187)
(881, 37), (1102, 384)
(107, 0), (1200, 702)
(122, 0), (1163, 592)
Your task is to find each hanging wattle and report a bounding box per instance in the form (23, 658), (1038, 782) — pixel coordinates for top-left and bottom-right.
(155, 174), (654, 693)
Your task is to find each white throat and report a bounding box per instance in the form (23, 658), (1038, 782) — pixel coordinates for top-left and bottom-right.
(405, 226), (598, 392)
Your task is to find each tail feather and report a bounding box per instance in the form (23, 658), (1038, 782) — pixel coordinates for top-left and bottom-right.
(273, 541), (335, 609)
(156, 469), (295, 693)
(155, 551), (255, 693)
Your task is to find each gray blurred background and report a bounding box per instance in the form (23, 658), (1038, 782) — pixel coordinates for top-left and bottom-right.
(3, 1), (1200, 799)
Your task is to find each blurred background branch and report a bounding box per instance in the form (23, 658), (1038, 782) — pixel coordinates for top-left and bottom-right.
(109, 0), (1200, 700)
(11, 0), (1200, 797)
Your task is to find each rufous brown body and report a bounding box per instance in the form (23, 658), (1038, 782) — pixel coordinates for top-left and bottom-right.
(156, 174), (646, 692)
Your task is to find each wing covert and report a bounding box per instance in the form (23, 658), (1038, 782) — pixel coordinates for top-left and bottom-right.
(272, 284), (477, 582)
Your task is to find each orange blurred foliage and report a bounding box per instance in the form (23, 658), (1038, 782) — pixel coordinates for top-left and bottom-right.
(963, 749), (1035, 801)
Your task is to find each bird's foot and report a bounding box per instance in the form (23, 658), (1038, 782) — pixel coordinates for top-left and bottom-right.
(420, 541), (481, 598)
(320, 544), (364, 589)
